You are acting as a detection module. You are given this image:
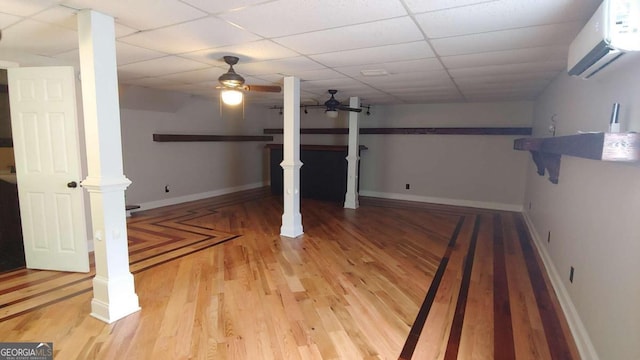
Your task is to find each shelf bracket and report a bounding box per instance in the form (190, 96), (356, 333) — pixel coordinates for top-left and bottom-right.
(528, 151), (561, 184)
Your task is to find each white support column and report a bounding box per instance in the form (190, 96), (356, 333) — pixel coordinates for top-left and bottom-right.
(280, 76), (303, 237)
(77, 9), (140, 323)
(344, 96), (361, 209)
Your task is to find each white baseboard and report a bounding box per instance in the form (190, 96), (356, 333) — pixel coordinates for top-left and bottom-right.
(358, 190), (524, 212)
(522, 212), (599, 360)
(133, 182), (267, 212)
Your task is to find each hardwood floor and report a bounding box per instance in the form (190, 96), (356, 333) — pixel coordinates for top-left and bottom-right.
(0, 188), (579, 359)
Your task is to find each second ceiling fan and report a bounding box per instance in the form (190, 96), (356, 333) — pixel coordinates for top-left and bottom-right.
(323, 90), (362, 118)
(218, 55), (281, 105)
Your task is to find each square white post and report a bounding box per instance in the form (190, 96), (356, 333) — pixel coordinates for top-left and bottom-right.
(344, 96), (360, 209)
(280, 76), (303, 237)
(77, 9), (140, 323)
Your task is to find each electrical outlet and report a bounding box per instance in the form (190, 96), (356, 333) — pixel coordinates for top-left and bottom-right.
(569, 266), (574, 283)
(547, 231), (551, 243)
(164, 185), (170, 193)
(405, 183), (410, 190)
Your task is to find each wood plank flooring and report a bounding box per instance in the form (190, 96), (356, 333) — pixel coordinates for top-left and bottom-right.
(0, 188), (579, 359)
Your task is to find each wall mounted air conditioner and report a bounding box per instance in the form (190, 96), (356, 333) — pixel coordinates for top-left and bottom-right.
(568, 0), (640, 79)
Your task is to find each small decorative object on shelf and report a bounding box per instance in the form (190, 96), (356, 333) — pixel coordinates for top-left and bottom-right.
(514, 132), (640, 184)
(609, 103), (620, 133)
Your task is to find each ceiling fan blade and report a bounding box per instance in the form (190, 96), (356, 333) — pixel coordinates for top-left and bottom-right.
(337, 106), (362, 112)
(243, 85), (282, 93)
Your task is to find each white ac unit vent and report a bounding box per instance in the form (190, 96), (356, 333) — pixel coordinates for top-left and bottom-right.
(568, 0), (640, 79)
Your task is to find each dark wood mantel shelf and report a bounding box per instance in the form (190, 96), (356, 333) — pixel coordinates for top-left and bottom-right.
(514, 132), (640, 184)
(153, 134), (273, 142)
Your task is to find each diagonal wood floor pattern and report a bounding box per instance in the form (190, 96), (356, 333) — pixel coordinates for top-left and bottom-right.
(0, 188), (579, 359)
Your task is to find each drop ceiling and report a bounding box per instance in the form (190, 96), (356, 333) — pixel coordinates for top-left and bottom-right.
(0, 0), (601, 106)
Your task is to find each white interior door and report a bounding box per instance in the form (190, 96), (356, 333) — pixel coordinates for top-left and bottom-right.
(8, 66), (89, 272)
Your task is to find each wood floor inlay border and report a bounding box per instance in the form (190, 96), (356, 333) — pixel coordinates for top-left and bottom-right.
(514, 214), (574, 360)
(443, 215), (481, 360)
(493, 214), (516, 360)
(398, 216), (466, 360)
(0, 196), (249, 322)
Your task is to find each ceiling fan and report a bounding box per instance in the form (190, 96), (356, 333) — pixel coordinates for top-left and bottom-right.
(323, 89), (362, 118)
(217, 55), (281, 105)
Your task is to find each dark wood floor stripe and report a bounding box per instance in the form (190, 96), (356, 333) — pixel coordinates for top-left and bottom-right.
(1, 288), (93, 322)
(443, 215), (482, 360)
(131, 235), (240, 274)
(398, 216), (466, 360)
(0, 276), (92, 308)
(513, 214), (574, 360)
(493, 214), (516, 360)
(0, 271), (78, 295)
(0, 235), (241, 322)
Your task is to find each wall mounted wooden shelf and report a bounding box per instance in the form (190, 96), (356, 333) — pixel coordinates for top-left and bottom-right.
(263, 127), (532, 136)
(514, 132), (640, 184)
(265, 144), (368, 152)
(153, 134), (273, 142)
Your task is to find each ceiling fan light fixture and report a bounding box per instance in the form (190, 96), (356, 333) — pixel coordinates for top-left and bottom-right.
(221, 89), (243, 106)
(218, 71), (244, 88)
(325, 110), (339, 119)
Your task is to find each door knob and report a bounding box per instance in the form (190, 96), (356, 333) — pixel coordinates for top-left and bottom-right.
(67, 181), (78, 188)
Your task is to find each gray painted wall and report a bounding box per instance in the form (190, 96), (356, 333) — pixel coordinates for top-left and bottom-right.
(120, 86), (271, 206)
(524, 56), (640, 360)
(266, 101), (532, 209)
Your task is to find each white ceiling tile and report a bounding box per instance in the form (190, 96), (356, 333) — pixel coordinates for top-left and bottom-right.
(1, 19), (79, 56)
(51, 48), (79, 64)
(0, 0), (600, 105)
(181, 40), (299, 65)
(119, 17), (260, 54)
(220, 0), (407, 38)
(311, 41), (435, 68)
(453, 71), (560, 85)
(416, 0), (600, 39)
(157, 67), (225, 83)
(358, 70), (454, 88)
(431, 21), (584, 56)
(292, 68), (347, 82)
(301, 78), (375, 93)
(458, 78), (551, 91)
(449, 60), (565, 78)
(383, 84), (460, 94)
(114, 23), (139, 38)
(274, 17), (424, 55)
(0, 12), (22, 28)
(63, 0), (207, 30)
(29, 6), (141, 37)
(233, 56), (325, 76)
(0, 0), (58, 17)
(53, 42), (167, 67)
(118, 56), (209, 78)
(335, 58), (443, 77)
(31, 5), (77, 29)
(441, 45), (568, 69)
(115, 42), (166, 65)
(403, 0), (497, 14)
(180, 0), (274, 14)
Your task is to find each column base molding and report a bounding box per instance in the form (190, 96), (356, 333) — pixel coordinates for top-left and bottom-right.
(90, 275), (140, 323)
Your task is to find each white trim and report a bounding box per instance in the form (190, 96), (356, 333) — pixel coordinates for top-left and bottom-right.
(359, 190), (524, 212)
(522, 212), (600, 360)
(133, 182), (267, 212)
